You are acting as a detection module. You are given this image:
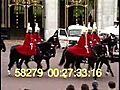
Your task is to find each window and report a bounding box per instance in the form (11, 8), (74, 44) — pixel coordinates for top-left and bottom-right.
(60, 30), (67, 36)
(68, 29), (82, 36)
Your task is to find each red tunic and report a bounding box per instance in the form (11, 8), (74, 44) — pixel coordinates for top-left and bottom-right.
(92, 33), (100, 46)
(16, 33), (37, 56)
(67, 34), (93, 57)
(32, 33), (42, 44)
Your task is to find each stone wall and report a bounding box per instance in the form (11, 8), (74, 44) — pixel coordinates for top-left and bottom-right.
(97, 0), (118, 29)
(44, 0), (58, 40)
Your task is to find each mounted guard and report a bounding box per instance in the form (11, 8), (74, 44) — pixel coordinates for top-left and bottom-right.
(67, 27), (94, 57)
(92, 22), (100, 46)
(16, 23), (37, 56)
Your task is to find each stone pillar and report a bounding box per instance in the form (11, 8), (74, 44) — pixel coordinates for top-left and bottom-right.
(97, 0), (103, 29)
(97, 0), (118, 29)
(5, 0), (8, 28)
(44, 0), (58, 41)
(24, 7), (27, 28)
(42, 0), (45, 28)
(8, 0), (10, 28)
(1, 0), (5, 27)
(114, 0), (118, 21)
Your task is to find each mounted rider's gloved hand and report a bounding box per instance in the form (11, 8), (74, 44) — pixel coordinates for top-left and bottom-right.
(37, 42), (41, 44)
(89, 41), (93, 47)
(30, 43), (33, 50)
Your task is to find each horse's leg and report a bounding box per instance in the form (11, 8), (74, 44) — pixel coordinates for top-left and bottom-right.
(94, 58), (101, 80)
(64, 59), (71, 69)
(58, 48), (67, 66)
(87, 58), (91, 71)
(24, 60), (30, 68)
(105, 61), (114, 77)
(43, 58), (50, 72)
(99, 62), (103, 69)
(71, 61), (75, 70)
(8, 52), (18, 76)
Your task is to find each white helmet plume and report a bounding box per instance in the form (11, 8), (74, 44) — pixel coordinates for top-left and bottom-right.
(35, 23), (40, 32)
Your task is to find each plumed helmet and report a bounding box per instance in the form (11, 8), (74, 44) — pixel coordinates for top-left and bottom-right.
(81, 29), (87, 35)
(26, 26), (32, 33)
(35, 23), (40, 32)
(27, 23), (30, 28)
(88, 26), (92, 30)
(87, 22), (91, 28)
(93, 22), (97, 32)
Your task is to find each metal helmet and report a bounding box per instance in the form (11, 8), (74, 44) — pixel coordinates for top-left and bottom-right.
(88, 26), (92, 32)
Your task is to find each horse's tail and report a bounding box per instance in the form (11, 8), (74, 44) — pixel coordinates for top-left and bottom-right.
(58, 47), (67, 66)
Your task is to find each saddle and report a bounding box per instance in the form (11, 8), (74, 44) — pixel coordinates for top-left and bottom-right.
(36, 42), (52, 58)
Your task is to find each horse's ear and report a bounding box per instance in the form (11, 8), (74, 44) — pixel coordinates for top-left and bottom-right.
(54, 30), (58, 36)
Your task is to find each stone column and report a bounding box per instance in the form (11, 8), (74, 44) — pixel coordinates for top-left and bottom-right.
(1, 0), (5, 27)
(114, 0), (118, 21)
(8, 0), (10, 28)
(24, 7), (27, 28)
(5, 0), (8, 28)
(44, 0), (58, 41)
(97, 0), (103, 29)
(97, 0), (117, 29)
(42, 0), (45, 28)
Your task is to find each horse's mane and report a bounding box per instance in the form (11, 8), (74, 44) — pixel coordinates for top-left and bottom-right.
(47, 36), (54, 42)
(101, 36), (111, 44)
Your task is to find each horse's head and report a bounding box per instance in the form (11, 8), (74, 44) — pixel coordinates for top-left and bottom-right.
(0, 38), (6, 52)
(47, 31), (61, 49)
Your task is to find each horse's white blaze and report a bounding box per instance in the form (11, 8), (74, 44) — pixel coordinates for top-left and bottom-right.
(8, 70), (11, 75)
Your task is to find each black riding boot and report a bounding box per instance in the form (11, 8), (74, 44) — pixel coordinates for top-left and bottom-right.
(110, 52), (114, 63)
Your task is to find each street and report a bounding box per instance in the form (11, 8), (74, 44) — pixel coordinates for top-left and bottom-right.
(1, 40), (119, 90)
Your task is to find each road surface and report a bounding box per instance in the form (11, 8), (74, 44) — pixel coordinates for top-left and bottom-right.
(1, 40), (119, 90)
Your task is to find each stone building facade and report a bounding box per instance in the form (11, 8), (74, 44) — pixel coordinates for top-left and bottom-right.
(1, 0), (119, 40)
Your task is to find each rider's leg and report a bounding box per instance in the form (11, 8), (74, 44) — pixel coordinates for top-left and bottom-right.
(109, 49), (114, 63)
(92, 46), (97, 56)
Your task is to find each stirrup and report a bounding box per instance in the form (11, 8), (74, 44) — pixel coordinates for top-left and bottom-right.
(31, 55), (34, 60)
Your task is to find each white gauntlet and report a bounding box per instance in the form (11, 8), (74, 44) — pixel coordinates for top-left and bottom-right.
(30, 43), (33, 50)
(84, 45), (88, 48)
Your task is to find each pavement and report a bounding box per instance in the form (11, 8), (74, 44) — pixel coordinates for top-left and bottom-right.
(1, 40), (119, 90)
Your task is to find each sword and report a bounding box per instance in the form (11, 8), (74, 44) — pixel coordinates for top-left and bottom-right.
(85, 30), (89, 53)
(30, 33), (33, 50)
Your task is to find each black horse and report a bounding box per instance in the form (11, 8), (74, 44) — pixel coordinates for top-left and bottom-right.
(7, 32), (60, 76)
(58, 36), (115, 79)
(93, 33), (118, 79)
(58, 43), (106, 71)
(0, 38), (6, 52)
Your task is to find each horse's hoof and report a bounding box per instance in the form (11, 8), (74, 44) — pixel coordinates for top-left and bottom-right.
(8, 74), (12, 77)
(58, 64), (62, 66)
(36, 75), (42, 78)
(112, 75), (114, 77)
(105, 72), (109, 76)
(7, 70), (11, 76)
(93, 76), (97, 80)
